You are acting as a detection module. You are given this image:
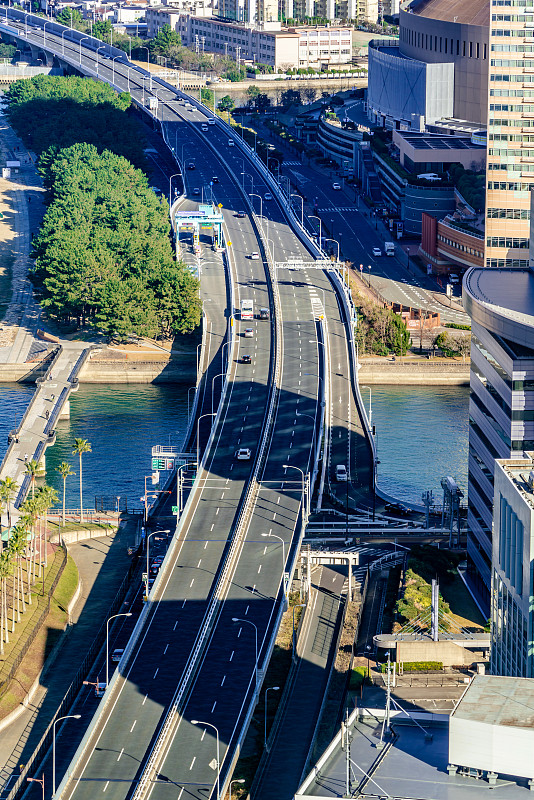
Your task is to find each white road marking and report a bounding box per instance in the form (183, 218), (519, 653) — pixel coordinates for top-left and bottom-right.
(153, 668), (159, 679)
(190, 579), (194, 587)
(173, 621), (178, 631)
(221, 674), (226, 687)
(230, 650), (234, 661)
(103, 782), (109, 792)
(142, 694), (148, 705)
(197, 559), (202, 568)
(210, 523), (214, 531)
(211, 700), (217, 713)
(204, 541), (208, 549)
(164, 644), (169, 654)
(258, 564), (262, 573)
(190, 757), (196, 770)
(130, 720), (137, 733)
(117, 749), (124, 762)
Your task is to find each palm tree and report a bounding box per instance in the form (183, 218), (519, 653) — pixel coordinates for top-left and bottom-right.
(0, 551), (12, 651)
(24, 459), (39, 500)
(56, 462), (75, 528)
(73, 439), (92, 522)
(37, 485), (58, 568)
(0, 477), (18, 540)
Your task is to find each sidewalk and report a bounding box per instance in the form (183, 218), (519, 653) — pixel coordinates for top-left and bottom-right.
(0, 522), (136, 793)
(0, 112), (45, 363)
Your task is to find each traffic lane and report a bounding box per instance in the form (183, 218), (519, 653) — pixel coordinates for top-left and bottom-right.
(150, 496), (304, 799)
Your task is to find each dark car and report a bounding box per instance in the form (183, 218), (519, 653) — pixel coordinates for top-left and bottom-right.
(212, 176), (219, 183)
(242, 354), (252, 364)
(236, 210), (246, 218)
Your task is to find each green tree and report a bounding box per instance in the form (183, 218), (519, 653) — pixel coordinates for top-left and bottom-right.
(0, 43), (16, 58)
(217, 95), (235, 115)
(92, 20), (112, 42)
(149, 23), (181, 57)
(200, 87), (214, 110)
(73, 438), (91, 522)
(56, 461), (75, 527)
(256, 93), (271, 113)
(56, 7), (83, 26)
(281, 89), (302, 108)
(246, 85), (260, 108)
(223, 65), (246, 82)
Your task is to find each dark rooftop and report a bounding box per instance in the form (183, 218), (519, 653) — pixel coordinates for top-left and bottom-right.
(398, 133), (486, 151)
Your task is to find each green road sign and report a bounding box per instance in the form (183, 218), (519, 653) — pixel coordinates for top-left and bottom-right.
(172, 506), (178, 515)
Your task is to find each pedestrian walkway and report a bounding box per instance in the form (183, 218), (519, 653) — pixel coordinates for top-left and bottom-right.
(0, 112), (45, 363)
(0, 341), (91, 519)
(0, 525), (136, 796)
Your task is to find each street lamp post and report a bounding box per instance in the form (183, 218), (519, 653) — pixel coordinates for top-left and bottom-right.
(61, 29), (69, 55)
(232, 617), (258, 689)
(261, 532), (287, 603)
(222, 339), (231, 375)
(53, 714), (81, 794)
(264, 685), (280, 750)
(177, 463), (195, 517)
(292, 603), (306, 662)
(106, 612), (132, 687)
(191, 720), (220, 800)
(43, 20), (52, 45)
(145, 529), (169, 597)
(138, 45), (150, 75)
(197, 412), (216, 467)
(290, 194), (304, 227)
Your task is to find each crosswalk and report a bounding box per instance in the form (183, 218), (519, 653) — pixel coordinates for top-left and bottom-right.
(316, 207), (356, 213)
(282, 160), (302, 166)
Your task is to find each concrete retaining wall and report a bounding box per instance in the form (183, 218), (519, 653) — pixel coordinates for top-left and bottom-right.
(78, 356), (196, 384)
(358, 359), (470, 385)
(397, 640), (479, 666)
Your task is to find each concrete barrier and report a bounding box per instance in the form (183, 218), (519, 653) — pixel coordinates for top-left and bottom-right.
(357, 359), (470, 385)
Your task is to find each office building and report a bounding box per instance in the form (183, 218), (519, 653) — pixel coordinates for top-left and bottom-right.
(485, 0), (534, 269)
(176, 18), (353, 69)
(463, 266), (534, 614)
(491, 455), (534, 677)
(367, 0), (489, 131)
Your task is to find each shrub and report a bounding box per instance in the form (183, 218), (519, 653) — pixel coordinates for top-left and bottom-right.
(349, 665), (369, 688)
(446, 322), (471, 331)
(381, 661), (443, 672)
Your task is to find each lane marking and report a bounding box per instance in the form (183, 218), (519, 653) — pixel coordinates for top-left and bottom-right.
(142, 694), (148, 705)
(190, 757), (196, 770)
(103, 782), (109, 793)
(117, 749), (124, 762)
(130, 720), (137, 733)
(211, 700), (217, 713)
(258, 564), (262, 573)
(221, 674), (226, 687)
(153, 668), (159, 679)
(190, 579), (194, 587)
(173, 621), (178, 631)
(230, 650), (234, 661)
(164, 644), (169, 654)
(197, 559), (202, 568)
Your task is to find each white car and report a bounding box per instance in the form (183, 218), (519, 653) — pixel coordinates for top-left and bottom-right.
(244, 328), (254, 338)
(336, 464), (348, 482)
(250, 252), (260, 260)
(264, 192), (273, 201)
(332, 182), (341, 190)
(236, 448), (251, 460)
(201, 124), (208, 132)
(372, 247), (382, 257)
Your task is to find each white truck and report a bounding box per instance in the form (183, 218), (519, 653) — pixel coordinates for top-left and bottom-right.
(240, 299), (254, 320)
(385, 241), (395, 256)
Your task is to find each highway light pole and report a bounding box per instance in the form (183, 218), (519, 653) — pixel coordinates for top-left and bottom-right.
(26, 775), (44, 800)
(324, 238), (340, 261)
(112, 55), (122, 84)
(261, 532), (287, 604)
(290, 194), (304, 227)
(249, 192), (263, 219)
(361, 385), (372, 426)
(292, 603), (305, 662)
(106, 612), (132, 687)
(264, 685), (280, 751)
(197, 413), (216, 467)
(169, 172), (181, 208)
(79, 36), (90, 65)
(96, 45), (106, 77)
(191, 720), (220, 800)
(309, 215), (322, 248)
(212, 372), (225, 416)
(53, 714), (81, 794)
(138, 45), (150, 76)
(232, 617), (258, 690)
(228, 778), (245, 798)
(283, 463), (309, 527)
(145, 529), (169, 598)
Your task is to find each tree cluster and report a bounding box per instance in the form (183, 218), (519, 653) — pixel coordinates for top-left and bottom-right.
(31, 143), (201, 339)
(354, 292), (411, 356)
(5, 75), (145, 169)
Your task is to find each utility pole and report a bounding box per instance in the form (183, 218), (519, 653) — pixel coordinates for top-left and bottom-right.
(342, 709), (353, 798)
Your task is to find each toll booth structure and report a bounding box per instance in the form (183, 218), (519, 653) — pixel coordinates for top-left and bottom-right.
(174, 204), (224, 260)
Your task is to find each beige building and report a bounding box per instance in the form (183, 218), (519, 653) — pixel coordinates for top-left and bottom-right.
(146, 3), (211, 36)
(485, 1), (533, 268)
(176, 17), (354, 69)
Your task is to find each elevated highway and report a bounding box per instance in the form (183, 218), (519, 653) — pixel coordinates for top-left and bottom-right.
(0, 12), (377, 800)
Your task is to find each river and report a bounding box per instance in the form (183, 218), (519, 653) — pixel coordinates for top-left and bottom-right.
(0, 382), (469, 510)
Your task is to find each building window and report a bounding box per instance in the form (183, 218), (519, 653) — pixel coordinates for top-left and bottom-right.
(463, 40), (466, 56)
(499, 496), (523, 593)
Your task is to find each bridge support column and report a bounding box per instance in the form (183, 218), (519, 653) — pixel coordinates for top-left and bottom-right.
(59, 399), (70, 420)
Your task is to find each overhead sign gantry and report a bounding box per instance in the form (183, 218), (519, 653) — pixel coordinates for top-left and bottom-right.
(174, 203), (224, 258)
